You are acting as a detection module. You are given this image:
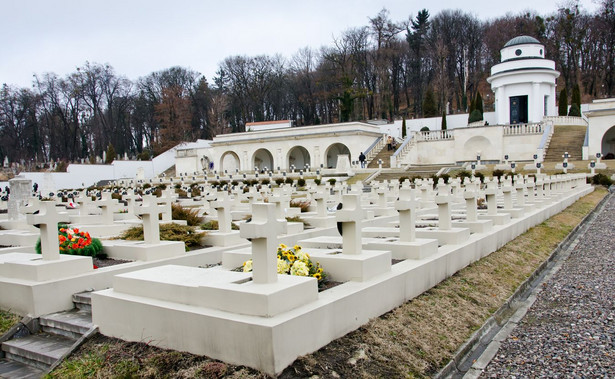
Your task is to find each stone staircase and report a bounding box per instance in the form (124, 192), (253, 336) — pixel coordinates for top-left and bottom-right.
(543, 125), (586, 161)
(367, 145), (395, 168)
(0, 292), (94, 378)
(369, 164), (458, 182)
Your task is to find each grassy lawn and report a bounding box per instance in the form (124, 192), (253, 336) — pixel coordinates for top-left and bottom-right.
(48, 186), (607, 379)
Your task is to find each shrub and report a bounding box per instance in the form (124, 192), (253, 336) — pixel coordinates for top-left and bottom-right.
(250, 179), (259, 186)
(474, 172), (485, 183)
(230, 180), (239, 186)
(455, 170), (472, 181)
(143, 183), (151, 189)
(176, 189), (187, 197)
(398, 176), (409, 184)
(286, 216), (310, 227)
(261, 179), (270, 185)
(297, 178), (306, 187)
(218, 180), (228, 186)
(118, 224), (204, 250)
(137, 151), (150, 161)
(36, 225), (103, 257)
(327, 178), (336, 185)
(420, 126), (430, 132)
(285, 177), (294, 185)
(290, 199), (311, 212)
(468, 109), (483, 123)
(591, 173), (613, 187)
(171, 203), (203, 226)
(314, 178), (321, 185)
(275, 178), (285, 186)
(111, 192), (122, 200)
(568, 103), (581, 117)
(201, 220), (239, 230)
(492, 169), (506, 180)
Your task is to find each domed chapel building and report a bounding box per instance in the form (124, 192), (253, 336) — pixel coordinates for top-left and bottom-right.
(487, 36), (560, 125)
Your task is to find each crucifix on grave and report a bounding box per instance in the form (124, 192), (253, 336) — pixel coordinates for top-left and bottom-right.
(515, 175), (526, 208)
(463, 178), (478, 222)
(484, 178), (498, 216)
(240, 203), (284, 284)
(26, 201), (70, 261)
(435, 179), (452, 230)
(210, 194), (235, 233)
(336, 194), (365, 255)
(98, 192), (117, 225)
(136, 195), (165, 244)
(396, 188), (418, 242)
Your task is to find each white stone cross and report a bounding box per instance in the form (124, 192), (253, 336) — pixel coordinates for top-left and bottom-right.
(515, 175), (526, 208)
(502, 177), (514, 209)
(210, 194), (235, 233)
(435, 180), (452, 230)
(313, 191), (329, 217)
(270, 188), (291, 220)
(396, 188), (417, 242)
(136, 195), (165, 244)
(336, 194), (365, 255)
(26, 201), (70, 261)
(158, 190), (174, 222)
(76, 192), (92, 216)
(98, 192), (117, 225)
(240, 203), (284, 284)
(484, 178), (498, 216)
(463, 178), (478, 222)
(123, 192), (138, 216)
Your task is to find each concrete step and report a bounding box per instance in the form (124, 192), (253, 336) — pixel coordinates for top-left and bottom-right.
(39, 310), (92, 340)
(0, 358), (43, 379)
(1, 334), (74, 370)
(72, 291), (92, 311)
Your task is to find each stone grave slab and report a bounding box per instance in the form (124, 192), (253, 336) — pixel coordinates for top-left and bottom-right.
(0, 252), (93, 282)
(111, 265), (317, 317)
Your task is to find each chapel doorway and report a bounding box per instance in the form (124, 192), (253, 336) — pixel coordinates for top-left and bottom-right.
(510, 96), (528, 124)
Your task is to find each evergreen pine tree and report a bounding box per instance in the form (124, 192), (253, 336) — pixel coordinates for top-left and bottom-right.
(422, 89), (437, 117)
(105, 143), (116, 164)
(558, 88), (568, 116)
(475, 91), (483, 114)
(571, 83), (582, 116)
(402, 117), (407, 138)
(441, 111), (447, 130)
(568, 103), (581, 117)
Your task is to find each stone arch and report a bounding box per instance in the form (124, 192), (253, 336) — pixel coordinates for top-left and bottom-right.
(462, 136), (493, 161)
(324, 143), (351, 169)
(252, 148), (274, 171)
(600, 125), (615, 157)
(287, 146), (311, 170)
(219, 151), (240, 172)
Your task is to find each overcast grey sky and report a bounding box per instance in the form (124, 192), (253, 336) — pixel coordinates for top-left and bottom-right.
(0, 0), (600, 88)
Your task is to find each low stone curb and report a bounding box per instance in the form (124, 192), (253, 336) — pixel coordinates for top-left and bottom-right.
(435, 189), (611, 379)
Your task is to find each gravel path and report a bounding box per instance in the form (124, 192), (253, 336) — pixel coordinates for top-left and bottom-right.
(481, 194), (615, 377)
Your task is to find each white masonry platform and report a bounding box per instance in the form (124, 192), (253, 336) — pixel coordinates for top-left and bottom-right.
(92, 177), (593, 376)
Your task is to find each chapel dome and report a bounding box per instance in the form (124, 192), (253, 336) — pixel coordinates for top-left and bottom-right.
(504, 35), (540, 47)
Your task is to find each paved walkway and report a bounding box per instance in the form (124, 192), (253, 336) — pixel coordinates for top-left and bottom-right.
(473, 193), (615, 377)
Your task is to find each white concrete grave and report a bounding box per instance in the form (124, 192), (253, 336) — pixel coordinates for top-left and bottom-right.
(364, 188), (438, 259)
(478, 178), (511, 225)
(302, 194), (391, 282)
(415, 180), (471, 245)
(201, 193), (244, 247)
(451, 178), (493, 233)
(93, 202), (319, 373)
(0, 201), (93, 282)
(101, 195), (186, 261)
(88, 174), (592, 376)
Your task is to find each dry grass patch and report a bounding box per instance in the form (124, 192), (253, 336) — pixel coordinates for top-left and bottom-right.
(50, 187), (607, 379)
(0, 309), (20, 335)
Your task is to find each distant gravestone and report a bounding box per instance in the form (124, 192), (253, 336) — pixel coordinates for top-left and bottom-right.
(136, 167), (145, 180)
(8, 176), (32, 221)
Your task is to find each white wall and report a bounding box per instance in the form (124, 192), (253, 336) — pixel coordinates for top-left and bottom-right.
(379, 112), (497, 139)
